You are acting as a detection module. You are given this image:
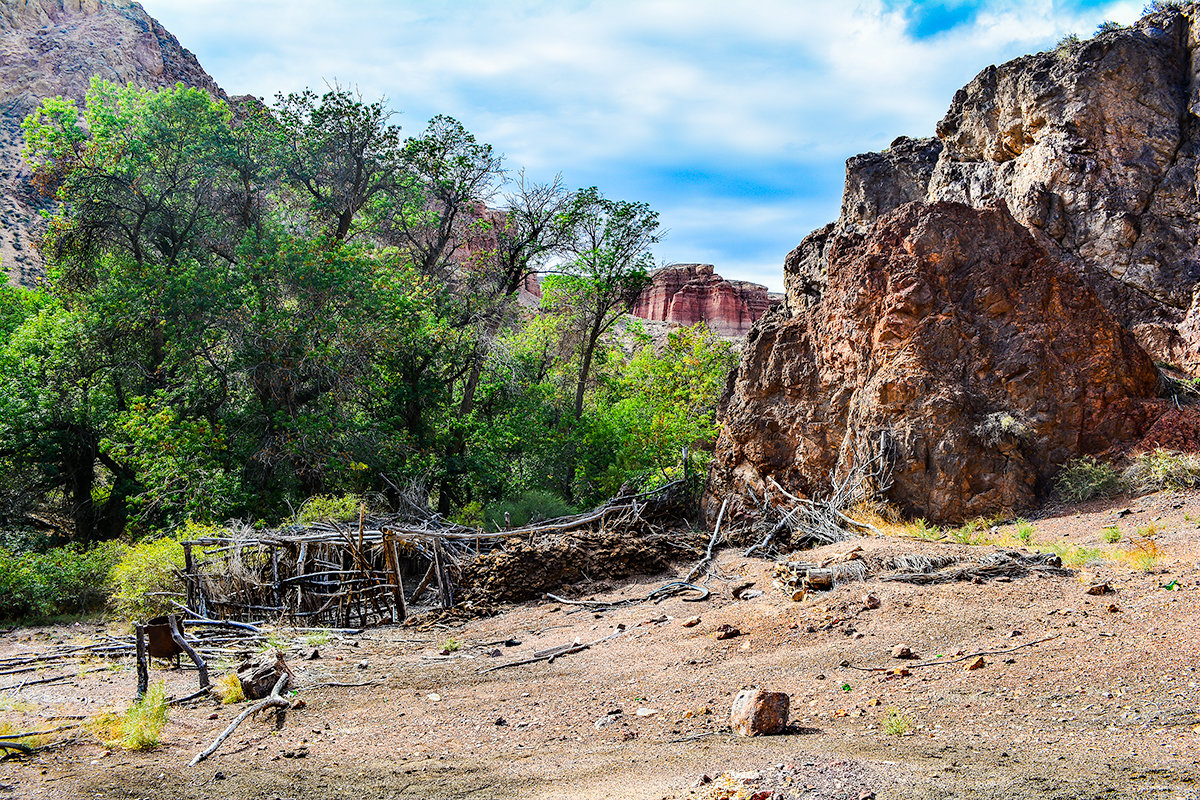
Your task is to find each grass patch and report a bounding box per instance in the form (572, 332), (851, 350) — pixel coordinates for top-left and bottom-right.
(1055, 455), (1122, 502)
(1123, 449), (1200, 495)
(1013, 519), (1037, 546)
(906, 519), (943, 541)
(1040, 541), (1105, 567)
(87, 681), (168, 750)
(441, 637), (461, 653)
(1117, 524), (1162, 571)
(1101, 525), (1122, 544)
(300, 631), (330, 647)
(883, 707), (914, 736)
(0, 720), (46, 750)
(213, 672), (245, 705)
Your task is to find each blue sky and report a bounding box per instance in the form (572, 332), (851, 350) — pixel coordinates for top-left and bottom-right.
(142, 0), (1142, 290)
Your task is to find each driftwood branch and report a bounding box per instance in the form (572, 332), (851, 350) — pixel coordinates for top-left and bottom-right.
(169, 615), (210, 690)
(685, 498), (728, 584)
(189, 672), (290, 767)
(844, 634), (1060, 672)
(479, 629), (624, 673)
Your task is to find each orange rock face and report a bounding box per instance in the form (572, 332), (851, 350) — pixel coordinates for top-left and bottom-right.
(631, 264), (777, 337)
(708, 201), (1161, 523)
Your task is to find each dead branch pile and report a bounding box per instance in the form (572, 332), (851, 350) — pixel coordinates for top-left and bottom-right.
(878, 550), (1067, 584)
(738, 433), (894, 555)
(458, 480), (703, 604)
(182, 480), (698, 626)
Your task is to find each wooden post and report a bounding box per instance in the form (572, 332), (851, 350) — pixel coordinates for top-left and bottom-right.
(168, 614), (210, 690)
(134, 623), (148, 700)
(271, 547), (282, 609)
(385, 534), (407, 623)
(183, 543), (196, 612)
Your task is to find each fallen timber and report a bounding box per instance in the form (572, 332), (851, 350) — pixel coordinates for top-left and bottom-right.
(179, 480), (692, 630)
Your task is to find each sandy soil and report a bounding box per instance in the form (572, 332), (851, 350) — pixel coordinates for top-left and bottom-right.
(4, 490), (1200, 800)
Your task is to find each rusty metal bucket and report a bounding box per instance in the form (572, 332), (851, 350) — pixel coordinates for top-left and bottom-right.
(145, 615), (182, 661)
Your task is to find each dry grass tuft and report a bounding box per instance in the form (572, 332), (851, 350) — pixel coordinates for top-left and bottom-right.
(87, 681), (168, 750)
(213, 672), (245, 705)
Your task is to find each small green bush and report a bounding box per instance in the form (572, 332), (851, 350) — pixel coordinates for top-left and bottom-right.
(484, 490), (577, 531)
(0, 540), (121, 621)
(883, 707), (914, 736)
(296, 494), (364, 523)
(109, 537), (184, 621)
(1055, 455), (1122, 502)
(1014, 519), (1036, 546)
(1122, 448), (1200, 495)
(1101, 525), (1122, 544)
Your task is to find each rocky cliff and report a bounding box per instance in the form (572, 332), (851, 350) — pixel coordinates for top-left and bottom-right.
(710, 202), (1161, 523)
(788, 6), (1200, 370)
(0, 0), (222, 285)
(712, 5), (1200, 522)
(631, 263), (779, 337)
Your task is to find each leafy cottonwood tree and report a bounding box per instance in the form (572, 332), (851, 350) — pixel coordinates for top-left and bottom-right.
(544, 187), (659, 418)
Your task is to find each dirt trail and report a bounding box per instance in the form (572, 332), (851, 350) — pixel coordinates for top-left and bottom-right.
(4, 491), (1200, 799)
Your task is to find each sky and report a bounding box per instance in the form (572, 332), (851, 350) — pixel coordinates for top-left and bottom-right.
(141, 0), (1143, 291)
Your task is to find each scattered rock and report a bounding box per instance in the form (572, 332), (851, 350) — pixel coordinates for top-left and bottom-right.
(890, 645), (915, 659)
(731, 689), (790, 736)
(739, 589), (765, 600)
(635, 707), (659, 717)
(964, 656), (985, 671)
(863, 593), (881, 610)
(357, 659), (369, 670)
(682, 616), (701, 628)
(715, 624), (741, 640)
(1107, 603), (1121, 613)
(495, 717), (507, 726)
(1085, 582), (1112, 596)
(207, 712), (218, 720)
(303, 648), (320, 660)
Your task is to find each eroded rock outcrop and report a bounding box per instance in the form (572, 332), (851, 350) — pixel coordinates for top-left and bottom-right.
(0, 0), (223, 285)
(788, 5), (1200, 369)
(709, 202), (1160, 523)
(632, 263), (778, 337)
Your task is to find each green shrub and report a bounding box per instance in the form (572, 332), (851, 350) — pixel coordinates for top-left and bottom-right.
(109, 537), (184, 621)
(0, 540), (122, 622)
(1014, 519), (1037, 546)
(883, 707), (914, 736)
(1055, 455), (1122, 502)
(296, 494), (364, 523)
(1101, 525), (1122, 544)
(484, 490), (577, 531)
(1122, 448), (1200, 495)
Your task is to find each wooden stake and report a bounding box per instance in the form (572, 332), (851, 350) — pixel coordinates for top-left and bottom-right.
(134, 624), (148, 700)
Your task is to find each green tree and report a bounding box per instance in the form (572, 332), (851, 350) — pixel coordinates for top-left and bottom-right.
(544, 187), (659, 418)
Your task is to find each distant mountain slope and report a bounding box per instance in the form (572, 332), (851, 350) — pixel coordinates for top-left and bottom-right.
(0, 0), (223, 286)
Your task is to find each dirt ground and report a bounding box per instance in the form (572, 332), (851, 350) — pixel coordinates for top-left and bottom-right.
(5, 490), (1200, 800)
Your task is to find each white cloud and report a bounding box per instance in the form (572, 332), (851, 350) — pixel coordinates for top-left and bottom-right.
(143, 0), (1146, 290)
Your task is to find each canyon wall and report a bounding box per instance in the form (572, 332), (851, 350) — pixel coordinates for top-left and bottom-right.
(631, 263), (779, 338)
(0, 0), (223, 285)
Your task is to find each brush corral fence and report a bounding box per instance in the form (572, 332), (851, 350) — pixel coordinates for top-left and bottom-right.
(179, 480), (691, 628)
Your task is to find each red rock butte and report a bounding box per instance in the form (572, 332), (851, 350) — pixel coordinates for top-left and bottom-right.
(630, 264), (780, 337)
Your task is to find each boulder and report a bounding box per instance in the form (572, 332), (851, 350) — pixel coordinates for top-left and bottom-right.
(709, 200), (1161, 523)
(730, 689), (789, 736)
